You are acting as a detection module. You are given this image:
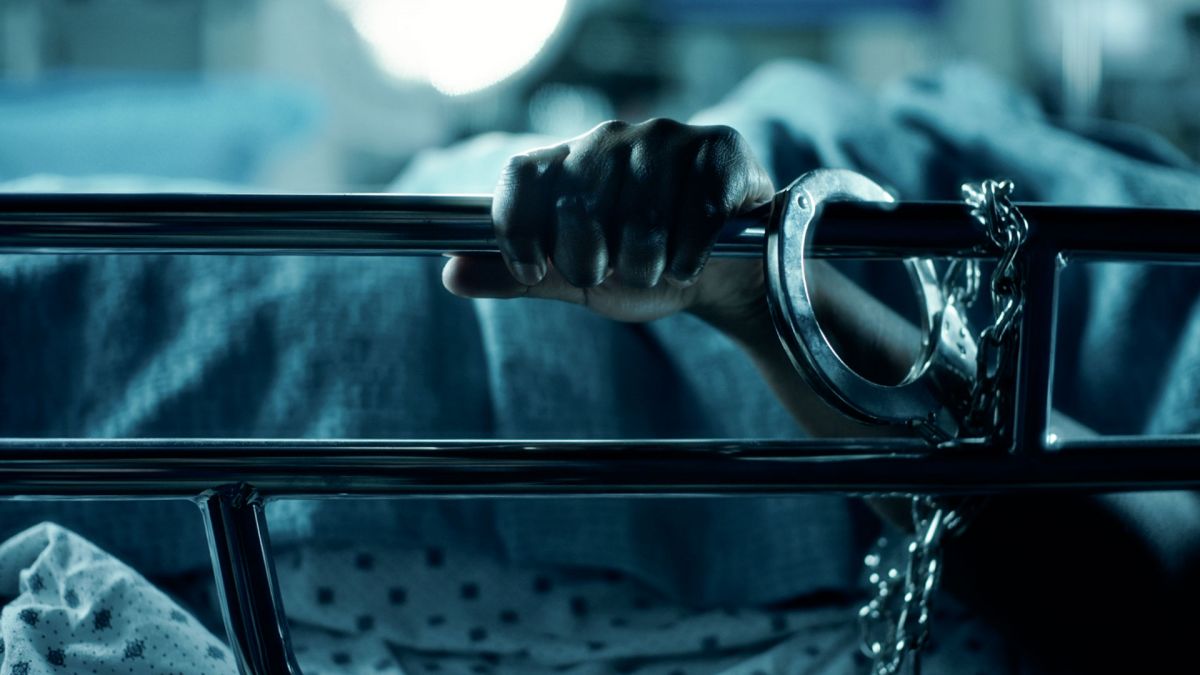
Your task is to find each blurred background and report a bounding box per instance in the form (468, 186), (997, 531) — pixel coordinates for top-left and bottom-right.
(0, 0), (1195, 192)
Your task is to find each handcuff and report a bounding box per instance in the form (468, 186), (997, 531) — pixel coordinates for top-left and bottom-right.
(763, 169), (979, 442)
(762, 169), (1029, 674)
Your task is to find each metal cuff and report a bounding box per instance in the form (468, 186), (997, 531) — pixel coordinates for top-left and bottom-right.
(764, 169), (978, 440)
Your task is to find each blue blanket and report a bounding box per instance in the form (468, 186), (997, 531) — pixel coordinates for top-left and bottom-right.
(1, 61), (1196, 607)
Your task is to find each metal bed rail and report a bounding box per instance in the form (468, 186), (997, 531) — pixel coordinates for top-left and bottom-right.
(1, 437), (1200, 497)
(4, 193), (1200, 673)
(4, 193), (1200, 259)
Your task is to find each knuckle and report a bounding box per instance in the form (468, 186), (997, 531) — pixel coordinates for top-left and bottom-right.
(594, 119), (629, 137)
(697, 196), (730, 222)
(688, 127), (752, 217)
(689, 141), (715, 175)
(638, 117), (686, 150)
(694, 127), (740, 169)
(513, 144), (568, 179)
(702, 124), (743, 149)
(684, 160), (738, 223)
(564, 147), (618, 186)
(496, 154), (537, 193)
(627, 141), (657, 183)
(494, 147), (564, 221)
(555, 193), (590, 219)
(637, 117), (684, 142)
(574, 120), (628, 154)
(493, 146), (572, 243)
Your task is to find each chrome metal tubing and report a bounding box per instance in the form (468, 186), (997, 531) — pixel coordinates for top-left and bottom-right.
(2, 192), (1200, 261)
(200, 485), (301, 675)
(0, 437), (1197, 497)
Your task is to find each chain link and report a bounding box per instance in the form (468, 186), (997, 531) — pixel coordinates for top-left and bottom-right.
(959, 179), (1030, 437)
(858, 498), (950, 675)
(941, 258), (981, 309)
(858, 180), (1028, 675)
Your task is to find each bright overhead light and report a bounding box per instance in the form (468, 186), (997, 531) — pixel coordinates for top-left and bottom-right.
(334, 0), (569, 96)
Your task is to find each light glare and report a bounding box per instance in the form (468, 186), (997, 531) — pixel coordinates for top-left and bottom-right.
(334, 0), (568, 96)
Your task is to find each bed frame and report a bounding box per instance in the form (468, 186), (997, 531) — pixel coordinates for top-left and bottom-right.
(2, 192), (1199, 674)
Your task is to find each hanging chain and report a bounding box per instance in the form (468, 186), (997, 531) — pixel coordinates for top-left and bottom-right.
(858, 498), (954, 675)
(858, 180), (1028, 675)
(958, 179), (1030, 437)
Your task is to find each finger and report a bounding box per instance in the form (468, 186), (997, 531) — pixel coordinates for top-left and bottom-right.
(442, 255), (586, 306)
(665, 133), (733, 285)
(667, 126), (768, 285)
(613, 118), (687, 288)
(553, 194), (607, 288)
(492, 144), (567, 285)
(442, 254), (527, 299)
(552, 122), (630, 287)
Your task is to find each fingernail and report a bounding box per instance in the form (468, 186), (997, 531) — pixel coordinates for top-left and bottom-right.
(511, 262), (545, 285)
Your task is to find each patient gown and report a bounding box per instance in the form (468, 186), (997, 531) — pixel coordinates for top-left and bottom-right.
(1, 61), (1198, 674)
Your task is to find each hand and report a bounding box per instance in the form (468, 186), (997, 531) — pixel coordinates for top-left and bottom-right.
(442, 118), (775, 323)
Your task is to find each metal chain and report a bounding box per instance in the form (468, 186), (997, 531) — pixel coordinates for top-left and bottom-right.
(959, 179), (1030, 437)
(941, 258), (981, 309)
(858, 498), (951, 675)
(858, 180), (1028, 675)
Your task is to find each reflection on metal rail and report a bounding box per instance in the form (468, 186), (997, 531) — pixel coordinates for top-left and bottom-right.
(4, 192), (1200, 674)
(1, 437), (1200, 497)
(3, 192), (1200, 259)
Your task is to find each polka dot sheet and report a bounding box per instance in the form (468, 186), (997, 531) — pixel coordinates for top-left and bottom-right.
(276, 545), (1011, 675)
(0, 524), (1012, 675)
(0, 523), (232, 675)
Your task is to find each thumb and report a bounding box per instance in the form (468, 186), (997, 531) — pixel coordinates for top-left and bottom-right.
(442, 255), (587, 305)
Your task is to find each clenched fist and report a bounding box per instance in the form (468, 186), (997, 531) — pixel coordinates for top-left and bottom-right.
(442, 118), (775, 323)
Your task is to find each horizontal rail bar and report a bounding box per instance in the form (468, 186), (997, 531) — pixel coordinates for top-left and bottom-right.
(0, 437), (1197, 497)
(1, 193), (1198, 260)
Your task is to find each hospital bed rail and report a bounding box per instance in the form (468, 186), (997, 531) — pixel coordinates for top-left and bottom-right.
(2, 192), (1200, 674)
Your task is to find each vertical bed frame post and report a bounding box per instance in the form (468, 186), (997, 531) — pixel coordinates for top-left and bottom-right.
(200, 484), (301, 675)
(1009, 248), (1060, 454)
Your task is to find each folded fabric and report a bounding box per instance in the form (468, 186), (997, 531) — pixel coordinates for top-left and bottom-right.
(0, 524), (1010, 675)
(0, 523), (232, 675)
